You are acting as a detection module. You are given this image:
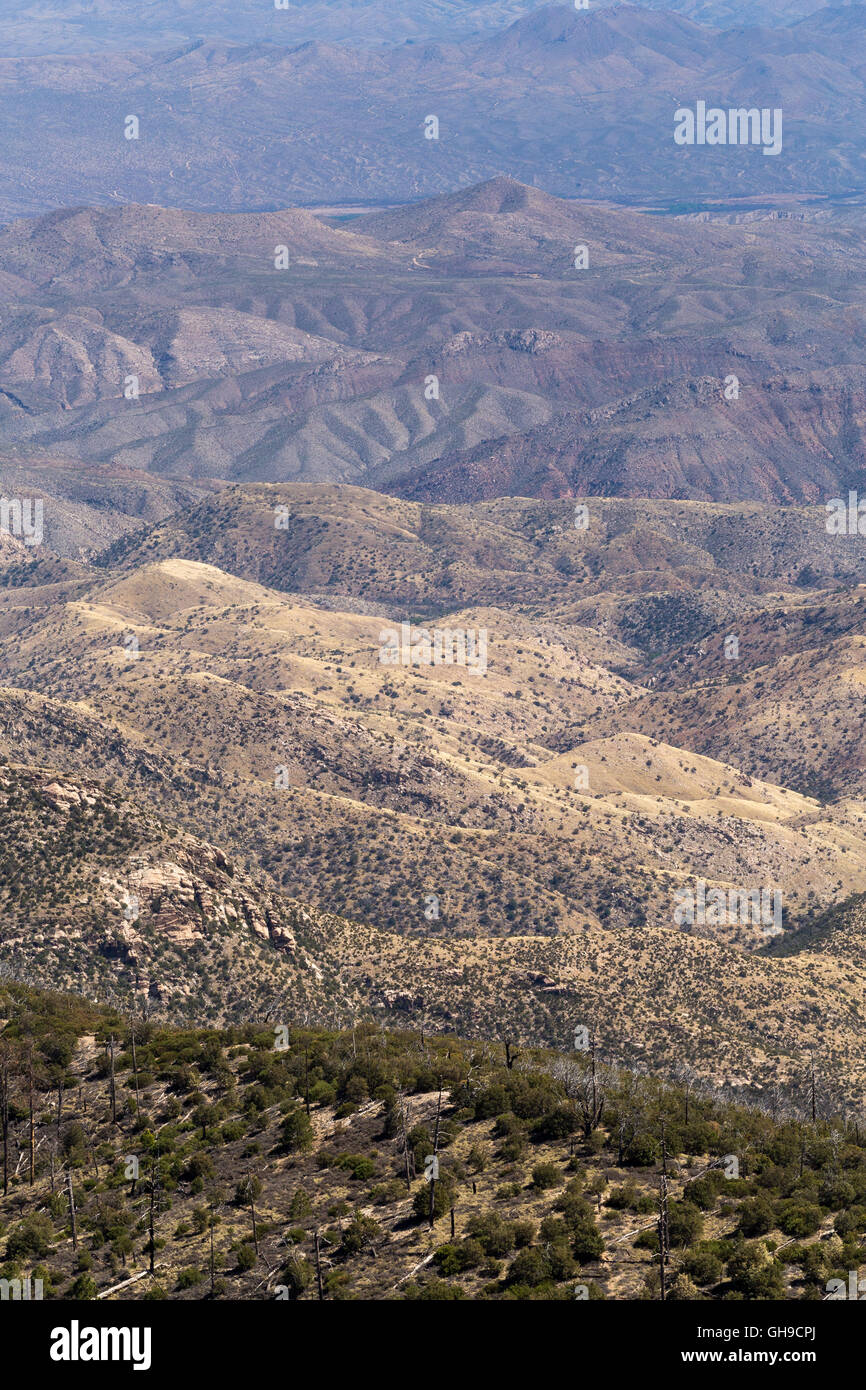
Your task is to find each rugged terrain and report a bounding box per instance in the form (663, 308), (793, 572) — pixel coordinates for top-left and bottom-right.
(1, 4), (866, 1303)
(2, 173), (866, 517)
(2, 484), (866, 1105)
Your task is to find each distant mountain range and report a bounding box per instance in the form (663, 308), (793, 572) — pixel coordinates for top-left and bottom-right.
(1, 175), (865, 531)
(0, 4), (863, 219)
(0, 0), (840, 57)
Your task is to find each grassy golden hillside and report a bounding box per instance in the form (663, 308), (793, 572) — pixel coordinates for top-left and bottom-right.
(96, 486), (866, 617)
(2, 483), (866, 1110)
(3, 541), (866, 950)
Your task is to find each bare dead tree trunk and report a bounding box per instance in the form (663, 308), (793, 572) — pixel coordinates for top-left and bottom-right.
(109, 1035), (117, 1126)
(590, 1032), (599, 1133)
(399, 1089), (412, 1193)
(0, 1053), (10, 1197)
(250, 1187), (259, 1256)
(67, 1169), (77, 1251)
(428, 1085), (443, 1229)
(28, 1046), (35, 1186)
(314, 1229), (324, 1301)
(130, 1023), (141, 1117)
(658, 1172), (669, 1302)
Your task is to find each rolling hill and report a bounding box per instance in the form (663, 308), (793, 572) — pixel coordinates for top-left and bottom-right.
(2, 482), (866, 1106)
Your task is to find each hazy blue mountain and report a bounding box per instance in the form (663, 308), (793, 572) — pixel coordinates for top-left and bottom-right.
(0, 0), (841, 57)
(0, 3), (862, 220)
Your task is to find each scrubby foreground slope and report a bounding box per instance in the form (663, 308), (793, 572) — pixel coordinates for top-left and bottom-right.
(0, 989), (863, 1302)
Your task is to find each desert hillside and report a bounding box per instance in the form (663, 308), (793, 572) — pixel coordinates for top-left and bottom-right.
(3, 484), (866, 1108)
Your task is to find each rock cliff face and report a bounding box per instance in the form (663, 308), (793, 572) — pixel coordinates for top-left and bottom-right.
(0, 765), (316, 1018)
(389, 371), (866, 505)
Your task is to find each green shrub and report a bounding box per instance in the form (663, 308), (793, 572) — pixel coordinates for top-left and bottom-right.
(531, 1162), (564, 1191)
(69, 1273), (98, 1300)
(737, 1198), (774, 1237)
(433, 1239), (483, 1275)
(530, 1108), (576, 1143)
(776, 1200), (822, 1239)
(667, 1201), (703, 1248)
(682, 1247), (723, 1287)
(335, 1154), (376, 1181)
(5, 1214), (53, 1260)
(280, 1109), (314, 1154)
(411, 1176), (455, 1223)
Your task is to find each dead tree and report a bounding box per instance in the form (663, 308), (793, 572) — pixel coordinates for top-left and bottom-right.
(397, 1088), (413, 1193)
(0, 1047), (12, 1197)
(239, 1173), (260, 1256)
(67, 1168), (78, 1251)
(808, 1053), (818, 1126)
(658, 1172), (669, 1302)
(108, 1035), (117, 1126)
(314, 1229), (325, 1301)
(208, 1194), (221, 1297)
(552, 1040), (606, 1141)
(672, 1061), (701, 1125)
(129, 1019), (141, 1118)
(28, 1048), (38, 1185)
(427, 1085), (443, 1229)
(148, 1158), (158, 1275)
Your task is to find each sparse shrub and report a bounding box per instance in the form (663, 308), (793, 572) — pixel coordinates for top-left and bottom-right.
(531, 1162), (564, 1191)
(280, 1109), (314, 1154)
